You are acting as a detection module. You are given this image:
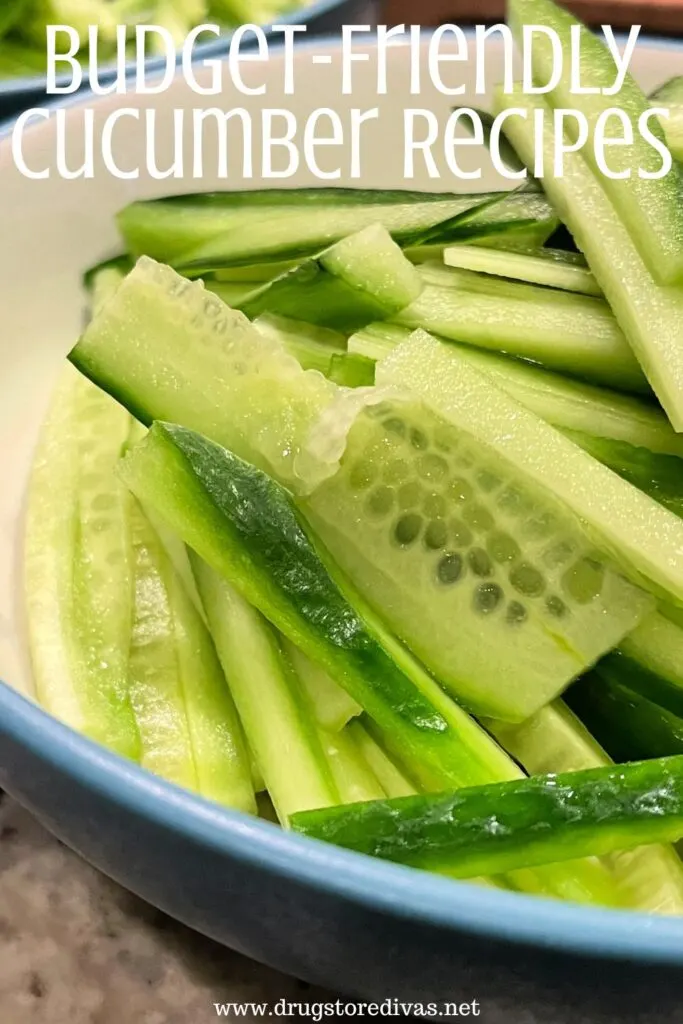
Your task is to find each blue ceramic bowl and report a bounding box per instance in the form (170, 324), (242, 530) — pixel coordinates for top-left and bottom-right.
(0, 0), (377, 118)
(2, 35), (683, 1011)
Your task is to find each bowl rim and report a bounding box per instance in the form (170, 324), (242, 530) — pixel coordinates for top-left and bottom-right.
(0, 0), (352, 97)
(3, 40), (683, 966)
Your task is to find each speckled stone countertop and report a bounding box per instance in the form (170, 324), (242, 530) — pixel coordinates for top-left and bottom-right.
(3, 792), (683, 1024)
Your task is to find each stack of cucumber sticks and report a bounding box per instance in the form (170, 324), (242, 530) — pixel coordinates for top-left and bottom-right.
(24, 0), (683, 913)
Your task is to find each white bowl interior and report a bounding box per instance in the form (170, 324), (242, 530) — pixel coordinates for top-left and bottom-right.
(0, 38), (674, 700)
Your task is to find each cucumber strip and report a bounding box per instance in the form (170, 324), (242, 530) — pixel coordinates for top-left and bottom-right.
(379, 330), (683, 607)
(496, 87), (683, 431)
(71, 257), (335, 491)
(563, 431), (683, 519)
(348, 721), (417, 798)
(350, 324), (683, 457)
(128, 499), (255, 811)
(567, 673), (683, 763)
(508, 0), (683, 285)
(205, 280), (258, 307)
(238, 224), (422, 332)
(318, 726), (385, 804)
(118, 190), (500, 268)
(291, 756), (683, 879)
(192, 557), (339, 821)
(254, 314), (375, 385)
(487, 701), (683, 915)
(89, 263), (127, 314)
(280, 637), (362, 733)
(412, 188), (558, 248)
(651, 77), (683, 162)
(599, 611), (683, 721)
(25, 365), (140, 760)
(442, 245), (601, 296)
(119, 422), (522, 792)
(393, 265), (646, 393)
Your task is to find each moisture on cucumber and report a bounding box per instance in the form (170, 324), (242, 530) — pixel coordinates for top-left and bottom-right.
(291, 756), (683, 879)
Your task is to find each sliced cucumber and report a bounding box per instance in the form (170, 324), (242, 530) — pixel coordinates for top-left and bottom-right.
(254, 314), (375, 386)
(128, 499), (255, 811)
(394, 264), (646, 393)
(292, 756), (683, 881)
(598, 611), (683, 721)
(443, 245), (601, 296)
(300, 387), (651, 721)
(350, 324), (683, 457)
(496, 86), (683, 430)
(348, 721), (417, 798)
(280, 637), (362, 733)
(652, 77), (683, 162)
(239, 224), (422, 332)
(509, 0), (683, 285)
(379, 330), (683, 608)
(118, 189), (502, 269)
(71, 257), (334, 491)
(192, 557), (338, 821)
(567, 673), (683, 764)
(120, 422), (522, 792)
(487, 701), (683, 914)
(24, 365), (140, 760)
(318, 726), (385, 804)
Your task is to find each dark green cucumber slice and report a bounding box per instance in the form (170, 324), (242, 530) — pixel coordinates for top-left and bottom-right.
(349, 324), (683, 457)
(238, 224), (422, 332)
(486, 701), (683, 914)
(652, 77), (683, 161)
(71, 257), (334, 491)
(291, 756), (683, 879)
(117, 189), (501, 268)
(509, 0), (683, 285)
(379, 330), (683, 609)
(118, 421), (521, 793)
(128, 498), (255, 811)
(300, 387), (651, 721)
(496, 86), (683, 430)
(442, 245), (601, 296)
(192, 558), (338, 821)
(567, 673), (683, 764)
(394, 264), (646, 393)
(24, 366), (140, 760)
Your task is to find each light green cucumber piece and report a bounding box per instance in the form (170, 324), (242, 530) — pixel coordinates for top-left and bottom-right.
(280, 637), (362, 733)
(496, 86), (683, 430)
(118, 189), (498, 268)
(350, 323), (683, 457)
(442, 244), (601, 296)
(486, 701), (683, 915)
(90, 264), (126, 314)
(128, 499), (255, 811)
(300, 387), (651, 721)
(253, 313), (375, 387)
(122, 425), (620, 904)
(192, 556), (339, 821)
(238, 224), (422, 332)
(380, 330), (683, 608)
(602, 611), (683, 721)
(348, 721), (417, 798)
(25, 365), (139, 759)
(318, 725), (385, 804)
(394, 263), (646, 393)
(71, 257), (334, 491)
(120, 422), (522, 792)
(652, 77), (683, 162)
(508, 0), (683, 285)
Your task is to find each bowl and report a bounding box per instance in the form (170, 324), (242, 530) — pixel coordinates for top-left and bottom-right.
(0, 0), (377, 119)
(2, 34), (683, 1011)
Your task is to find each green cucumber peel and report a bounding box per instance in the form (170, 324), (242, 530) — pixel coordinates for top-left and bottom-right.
(291, 756), (683, 879)
(495, 86), (683, 430)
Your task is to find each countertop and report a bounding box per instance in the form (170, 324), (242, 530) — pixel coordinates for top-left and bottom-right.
(3, 792), (683, 1024)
